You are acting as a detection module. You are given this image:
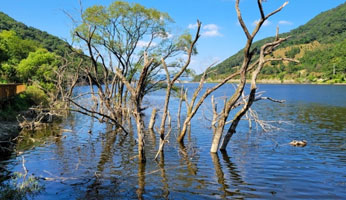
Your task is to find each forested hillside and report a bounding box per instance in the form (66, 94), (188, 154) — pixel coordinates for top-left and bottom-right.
(0, 12), (70, 56)
(0, 11), (79, 119)
(200, 2), (346, 83)
(0, 11), (75, 84)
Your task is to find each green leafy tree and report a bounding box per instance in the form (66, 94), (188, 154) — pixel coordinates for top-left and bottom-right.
(0, 30), (37, 82)
(0, 30), (37, 63)
(70, 0), (198, 162)
(72, 0), (195, 109)
(17, 48), (60, 90)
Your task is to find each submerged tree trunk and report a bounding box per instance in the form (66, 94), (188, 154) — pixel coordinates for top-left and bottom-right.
(177, 87), (184, 132)
(155, 23), (201, 159)
(219, 30), (296, 151)
(210, 0), (289, 153)
(211, 95), (218, 130)
(176, 59), (258, 144)
(134, 108), (146, 163)
(148, 108), (157, 130)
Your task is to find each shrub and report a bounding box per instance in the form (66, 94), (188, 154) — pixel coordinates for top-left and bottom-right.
(0, 92), (31, 120)
(25, 85), (48, 106)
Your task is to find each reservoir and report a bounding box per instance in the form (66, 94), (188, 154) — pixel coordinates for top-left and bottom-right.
(1, 84), (345, 199)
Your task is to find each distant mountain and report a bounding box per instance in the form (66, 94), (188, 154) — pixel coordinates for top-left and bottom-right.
(198, 2), (346, 83)
(0, 11), (70, 56)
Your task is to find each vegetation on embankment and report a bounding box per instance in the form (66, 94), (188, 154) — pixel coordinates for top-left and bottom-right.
(0, 28), (59, 127)
(195, 2), (346, 84)
(0, 85), (50, 120)
(0, 84), (52, 144)
(0, 11), (82, 121)
(0, 12), (73, 143)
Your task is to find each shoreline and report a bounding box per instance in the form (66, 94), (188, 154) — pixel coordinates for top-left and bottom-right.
(187, 79), (346, 85)
(0, 120), (21, 154)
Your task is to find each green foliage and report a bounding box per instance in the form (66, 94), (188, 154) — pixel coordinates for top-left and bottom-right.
(285, 47), (300, 58)
(0, 30), (38, 82)
(300, 39), (346, 82)
(0, 92), (31, 121)
(175, 32), (198, 54)
(0, 84), (50, 120)
(278, 72), (286, 82)
(0, 9), (89, 118)
(0, 11), (70, 56)
(75, 0), (176, 82)
(0, 29), (61, 89)
(25, 85), (49, 106)
(17, 48), (60, 90)
(288, 3), (346, 44)
(75, 0), (193, 97)
(0, 30), (37, 63)
(76, 0), (173, 45)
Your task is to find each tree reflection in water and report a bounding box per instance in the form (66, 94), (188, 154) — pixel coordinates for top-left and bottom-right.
(211, 151), (249, 198)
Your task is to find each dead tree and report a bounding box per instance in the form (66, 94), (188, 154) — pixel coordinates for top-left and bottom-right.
(219, 31), (298, 150)
(155, 21), (201, 160)
(177, 87), (185, 132)
(176, 56), (259, 143)
(54, 52), (82, 107)
(66, 2), (201, 163)
(210, 0), (290, 153)
(211, 95), (218, 130)
(148, 108), (157, 130)
(174, 1), (294, 152)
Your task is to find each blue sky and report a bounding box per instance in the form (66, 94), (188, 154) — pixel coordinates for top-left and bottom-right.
(1, 0), (345, 73)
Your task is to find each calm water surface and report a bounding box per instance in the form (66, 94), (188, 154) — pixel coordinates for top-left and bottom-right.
(1, 84), (345, 199)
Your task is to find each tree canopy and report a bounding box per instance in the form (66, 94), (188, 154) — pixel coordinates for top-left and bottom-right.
(17, 48), (60, 90)
(0, 30), (38, 82)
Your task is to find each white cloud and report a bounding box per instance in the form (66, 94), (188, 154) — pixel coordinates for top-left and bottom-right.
(202, 30), (223, 37)
(203, 24), (218, 30)
(201, 24), (223, 37)
(252, 19), (271, 26)
(278, 20), (293, 25)
(165, 32), (174, 39)
(188, 23), (198, 29)
(188, 23), (223, 37)
(137, 40), (157, 47)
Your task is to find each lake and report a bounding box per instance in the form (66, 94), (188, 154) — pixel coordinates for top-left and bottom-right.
(1, 84), (345, 199)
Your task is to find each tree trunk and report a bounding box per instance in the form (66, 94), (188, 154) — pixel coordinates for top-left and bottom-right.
(177, 88), (184, 132)
(148, 108), (157, 130)
(210, 116), (227, 153)
(211, 95), (218, 130)
(134, 108), (146, 163)
(177, 117), (191, 143)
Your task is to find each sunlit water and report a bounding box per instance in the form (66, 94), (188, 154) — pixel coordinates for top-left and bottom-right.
(1, 84), (345, 199)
